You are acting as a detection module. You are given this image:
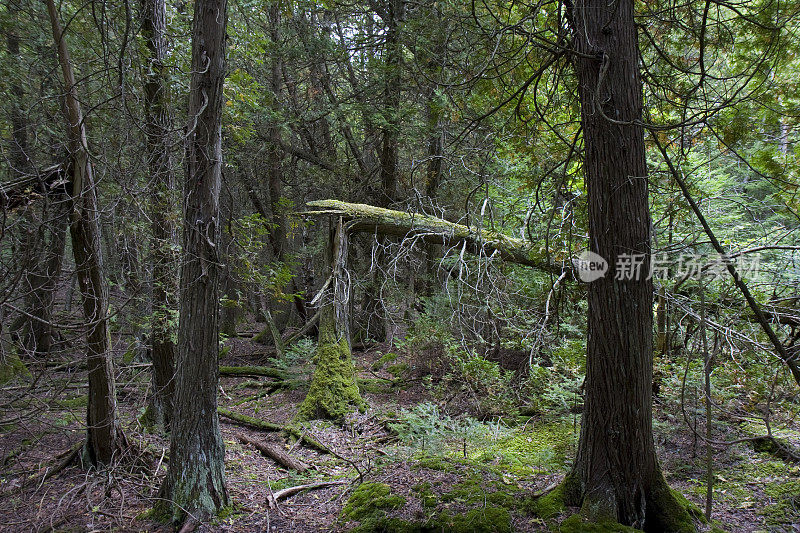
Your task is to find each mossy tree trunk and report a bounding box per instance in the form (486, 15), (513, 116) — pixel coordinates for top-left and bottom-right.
(46, 0), (125, 466)
(156, 0), (229, 521)
(562, 0), (694, 530)
(141, 0), (179, 432)
(296, 217), (364, 421)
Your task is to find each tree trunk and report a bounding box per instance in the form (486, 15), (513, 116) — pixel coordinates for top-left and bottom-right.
(296, 217), (364, 421)
(141, 0), (178, 432)
(562, 0), (694, 530)
(46, 0), (125, 466)
(156, 0), (229, 520)
(379, 0), (404, 206)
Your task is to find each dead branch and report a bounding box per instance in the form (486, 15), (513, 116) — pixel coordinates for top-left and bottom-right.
(267, 480), (347, 509)
(235, 433), (309, 471)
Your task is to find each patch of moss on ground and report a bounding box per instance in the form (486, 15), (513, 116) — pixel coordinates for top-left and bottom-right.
(473, 419), (574, 476)
(558, 514), (640, 532)
(55, 395), (88, 408)
(526, 483), (567, 520)
(0, 354), (30, 384)
(372, 352), (398, 371)
(759, 479), (800, 527)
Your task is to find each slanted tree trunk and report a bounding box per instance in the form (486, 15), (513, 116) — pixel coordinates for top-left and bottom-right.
(141, 0), (178, 431)
(296, 217), (364, 421)
(46, 0), (125, 465)
(156, 0), (229, 521)
(560, 0), (694, 530)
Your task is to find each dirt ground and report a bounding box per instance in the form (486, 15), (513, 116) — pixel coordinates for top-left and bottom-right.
(1, 333), (798, 532)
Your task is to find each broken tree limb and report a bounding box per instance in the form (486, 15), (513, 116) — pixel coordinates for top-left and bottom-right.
(217, 408), (331, 454)
(236, 433), (309, 471)
(267, 480), (347, 509)
(304, 200), (568, 274)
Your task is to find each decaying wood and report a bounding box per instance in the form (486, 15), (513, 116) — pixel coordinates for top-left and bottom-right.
(219, 366), (287, 379)
(235, 433), (309, 471)
(217, 408), (330, 453)
(267, 480), (346, 509)
(304, 200), (568, 274)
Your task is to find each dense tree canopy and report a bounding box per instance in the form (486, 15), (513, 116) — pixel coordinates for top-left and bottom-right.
(1, 0), (799, 530)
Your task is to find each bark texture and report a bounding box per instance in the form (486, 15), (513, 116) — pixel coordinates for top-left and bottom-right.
(156, 0), (229, 521)
(46, 0), (124, 466)
(564, 0), (693, 530)
(141, 0), (179, 431)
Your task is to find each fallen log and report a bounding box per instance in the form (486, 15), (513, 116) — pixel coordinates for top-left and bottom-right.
(219, 366), (286, 379)
(236, 433), (309, 471)
(304, 200), (569, 274)
(217, 408), (330, 454)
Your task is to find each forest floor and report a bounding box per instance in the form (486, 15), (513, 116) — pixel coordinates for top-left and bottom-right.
(1, 331), (799, 532)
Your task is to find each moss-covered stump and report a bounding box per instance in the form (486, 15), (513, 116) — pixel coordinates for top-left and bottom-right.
(296, 334), (365, 421)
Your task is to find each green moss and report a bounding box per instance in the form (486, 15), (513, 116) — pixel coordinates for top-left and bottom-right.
(412, 483), (438, 509)
(527, 483), (567, 519)
(372, 352), (398, 371)
(296, 334), (365, 422)
(559, 514), (640, 532)
(358, 378), (395, 394)
(0, 354), (30, 384)
(342, 482), (406, 522)
(760, 479), (800, 527)
(476, 420), (574, 476)
(436, 507), (512, 533)
(55, 395), (88, 408)
(387, 363), (409, 378)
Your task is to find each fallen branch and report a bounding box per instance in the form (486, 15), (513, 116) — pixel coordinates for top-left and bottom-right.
(217, 408), (330, 454)
(267, 480), (347, 509)
(236, 433), (309, 471)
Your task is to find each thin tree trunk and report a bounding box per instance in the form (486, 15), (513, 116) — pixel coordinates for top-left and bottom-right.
(141, 0), (178, 431)
(46, 0), (124, 466)
(562, 0), (692, 528)
(378, 0), (404, 206)
(156, 0), (229, 520)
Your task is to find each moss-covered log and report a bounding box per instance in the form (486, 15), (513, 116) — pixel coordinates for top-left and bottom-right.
(219, 366), (287, 379)
(305, 200), (567, 274)
(217, 408), (330, 453)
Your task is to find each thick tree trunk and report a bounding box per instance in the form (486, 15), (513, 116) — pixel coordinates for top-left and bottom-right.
(46, 0), (124, 466)
(141, 0), (178, 431)
(296, 217), (364, 421)
(563, 0), (693, 530)
(156, 0), (229, 521)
